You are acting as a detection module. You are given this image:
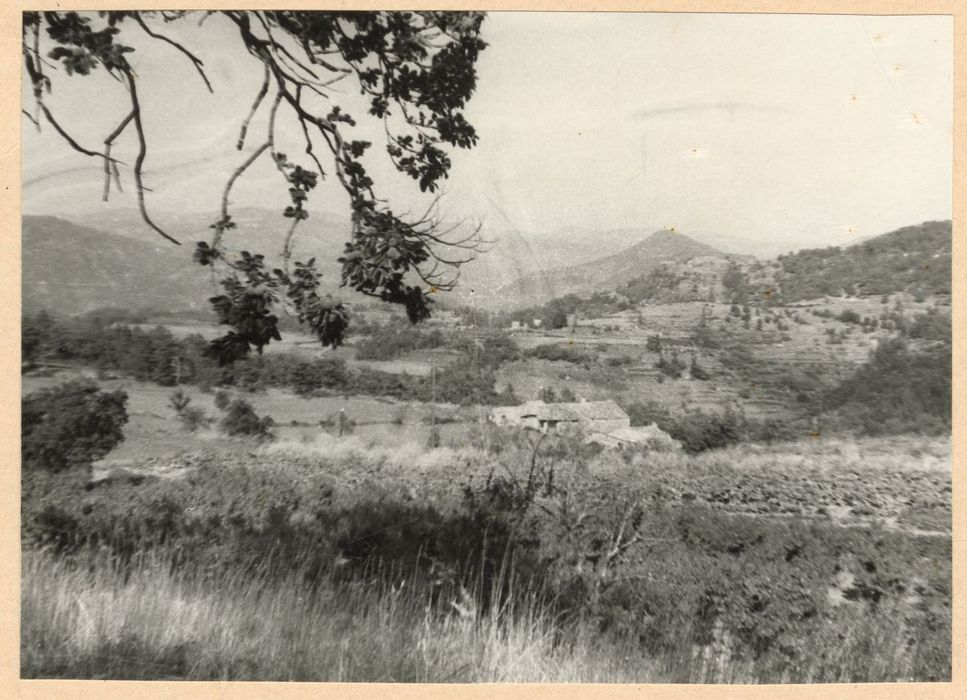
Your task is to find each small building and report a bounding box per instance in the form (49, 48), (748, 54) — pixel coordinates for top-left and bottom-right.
(489, 399), (629, 434)
(588, 424), (681, 451)
(489, 399), (679, 449)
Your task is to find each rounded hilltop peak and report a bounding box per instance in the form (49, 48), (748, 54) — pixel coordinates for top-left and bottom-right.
(626, 228), (720, 256)
(647, 228), (686, 240)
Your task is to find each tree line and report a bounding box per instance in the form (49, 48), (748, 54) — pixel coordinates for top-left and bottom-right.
(22, 310), (514, 406)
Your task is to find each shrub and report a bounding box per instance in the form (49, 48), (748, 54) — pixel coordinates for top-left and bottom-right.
(605, 354), (634, 367)
(656, 351), (687, 379)
(214, 390), (232, 410)
(623, 400), (673, 428)
(334, 411), (355, 437)
(823, 339), (950, 435)
(288, 361), (324, 395)
(179, 407), (211, 433)
(689, 356), (711, 380)
(354, 322), (445, 360)
(168, 389), (192, 415)
(907, 309), (951, 343)
(526, 344), (591, 366)
(22, 380), (128, 472)
(669, 410), (742, 454)
(219, 399), (274, 440)
(838, 309), (862, 325)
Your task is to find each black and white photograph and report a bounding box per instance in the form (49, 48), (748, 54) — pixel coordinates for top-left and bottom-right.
(17, 7), (953, 684)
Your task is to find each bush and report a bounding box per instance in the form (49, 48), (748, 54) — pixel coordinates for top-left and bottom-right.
(354, 322), (445, 360)
(624, 400), (673, 428)
(689, 356), (711, 380)
(219, 399), (274, 440)
(669, 410), (742, 454)
(526, 343), (591, 366)
(838, 310), (862, 325)
(22, 379), (128, 472)
(214, 390), (232, 410)
(656, 351), (687, 379)
(168, 389), (192, 415)
(179, 407), (212, 433)
(823, 339), (950, 435)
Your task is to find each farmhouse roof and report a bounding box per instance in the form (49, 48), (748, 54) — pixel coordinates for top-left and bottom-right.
(511, 399), (628, 423)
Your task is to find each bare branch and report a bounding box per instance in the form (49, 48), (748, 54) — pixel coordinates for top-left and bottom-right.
(134, 14), (213, 93)
(102, 111), (135, 201)
(266, 89), (285, 167)
(102, 144), (113, 201)
(39, 103), (123, 165)
(123, 70), (181, 245)
(21, 109), (40, 129)
(297, 113), (327, 179)
(237, 62), (270, 150)
(111, 160), (124, 194)
(213, 140), (271, 250)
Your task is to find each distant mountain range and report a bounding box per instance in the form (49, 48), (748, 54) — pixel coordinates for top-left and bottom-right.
(494, 229), (752, 307)
(21, 210), (950, 318)
(22, 209), (361, 317)
(22, 215), (215, 317)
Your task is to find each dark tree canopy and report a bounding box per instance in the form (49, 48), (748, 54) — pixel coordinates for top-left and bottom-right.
(22, 10), (488, 363)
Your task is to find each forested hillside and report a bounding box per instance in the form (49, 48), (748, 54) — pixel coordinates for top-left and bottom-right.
(775, 221), (951, 301)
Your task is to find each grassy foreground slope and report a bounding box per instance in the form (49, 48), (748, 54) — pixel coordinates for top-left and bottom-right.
(22, 434), (950, 683)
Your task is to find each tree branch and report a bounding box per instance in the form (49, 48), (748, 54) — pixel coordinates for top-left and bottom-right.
(134, 14), (213, 93)
(39, 103), (123, 165)
(102, 110), (135, 201)
(213, 140), (271, 250)
(21, 109), (40, 129)
(237, 62), (270, 150)
(123, 70), (181, 245)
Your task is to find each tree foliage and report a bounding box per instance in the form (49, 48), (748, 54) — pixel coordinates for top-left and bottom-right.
(22, 379), (129, 472)
(22, 10), (488, 362)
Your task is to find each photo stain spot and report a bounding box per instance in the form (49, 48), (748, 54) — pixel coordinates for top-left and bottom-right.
(809, 431), (822, 440)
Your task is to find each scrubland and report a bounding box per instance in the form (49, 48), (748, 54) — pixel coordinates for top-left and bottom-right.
(21, 430), (951, 682)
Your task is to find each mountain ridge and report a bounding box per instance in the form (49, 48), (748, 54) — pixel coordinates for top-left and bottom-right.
(495, 228), (751, 307)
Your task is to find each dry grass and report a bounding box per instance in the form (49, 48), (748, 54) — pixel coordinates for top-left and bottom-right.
(20, 549), (657, 682)
(22, 545), (939, 683)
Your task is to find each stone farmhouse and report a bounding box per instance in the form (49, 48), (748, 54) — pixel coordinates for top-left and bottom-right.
(489, 399), (679, 450)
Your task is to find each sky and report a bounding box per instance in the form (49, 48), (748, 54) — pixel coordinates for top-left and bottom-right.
(22, 11), (953, 256)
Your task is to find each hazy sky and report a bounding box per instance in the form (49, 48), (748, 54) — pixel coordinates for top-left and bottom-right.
(22, 12), (952, 255)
